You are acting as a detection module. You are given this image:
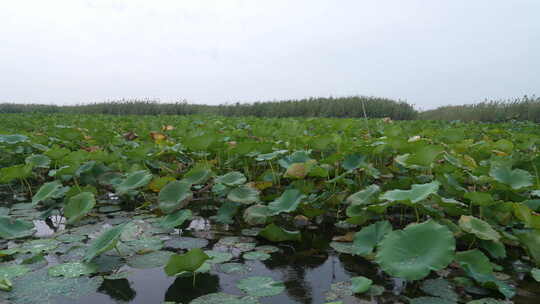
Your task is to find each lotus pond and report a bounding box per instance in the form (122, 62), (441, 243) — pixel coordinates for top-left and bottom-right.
(1, 113), (540, 304)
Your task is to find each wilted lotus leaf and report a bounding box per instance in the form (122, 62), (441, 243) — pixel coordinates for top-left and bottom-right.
(375, 220), (455, 280)
(127, 250), (173, 269)
(243, 204), (271, 226)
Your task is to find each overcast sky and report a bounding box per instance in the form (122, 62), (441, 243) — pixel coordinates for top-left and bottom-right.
(1, 1), (538, 109)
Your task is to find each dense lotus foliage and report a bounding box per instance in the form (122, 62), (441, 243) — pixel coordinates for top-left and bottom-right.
(0, 113), (540, 303)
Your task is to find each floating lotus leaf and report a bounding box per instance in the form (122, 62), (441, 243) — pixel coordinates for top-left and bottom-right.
(241, 228), (262, 236)
(330, 241), (364, 255)
(531, 268), (540, 282)
(218, 262), (251, 275)
(409, 297), (456, 304)
(350, 276), (372, 294)
(259, 223), (301, 242)
(127, 251), (173, 269)
(243, 204), (270, 226)
(56, 234), (87, 243)
(190, 292), (260, 304)
(115, 170), (153, 195)
(515, 229), (540, 265)
(0, 265), (29, 280)
(7, 268), (103, 304)
(459, 216), (500, 242)
(380, 181), (440, 204)
(489, 164), (533, 190)
(243, 251), (271, 261)
(84, 222), (128, 262)
(0, 216), (35, 239)
(48, 262), (98, 278)
(255, 245), (280, 253)
(98, 205), (122, 213)
(158, 180), (192, 214)
(227, 185), (259, 204)
(215, 172), (247, 186)
(237, 276), (285, 297)
(204, 250), (233, 264)
(375, 220), (455, 280)
(466, 299), (510, 304)
(19, 239), (60, 254)
(164, 248), (210, 276)
(160, 209), (193, 229)
(64, 192), (96, 225)
(31, 181), (63, 205)
(267, 189), (305, 215)
(123, 237), (164, 254)
(352, 220), (392, 256)
(165, 237), (208, 250)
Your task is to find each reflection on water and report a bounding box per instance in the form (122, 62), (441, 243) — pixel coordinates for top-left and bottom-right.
(99, 279), (136, 302)
(165, 274), (220, 303)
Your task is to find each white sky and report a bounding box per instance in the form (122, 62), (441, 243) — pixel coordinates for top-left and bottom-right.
(0, 0), (538, 109)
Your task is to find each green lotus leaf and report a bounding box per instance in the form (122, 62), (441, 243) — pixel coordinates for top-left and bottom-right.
(214, 201), (239, 224)
(267, 189), (305, 215)
(122, 237), (164, 254)
(204, 250), (233, 264)
(8, 268), (103, 304)
(479, 240), (506, 259)
(25, 154), (51, 168)
(346, 185), (380, 206)
(237, 276), (285, 297)
(84, 222), (128, 262)
(515, 229), (540, 265)
(218, 262), (252, 275)
(115, 170), (153, 195)
(489, 164), (533, 189)
(48, 262), (98, 278)
(420, 278), (458, 302)
(342, 154), (367, 171)
(126, 250), (173, 269)
(464, 192), (495, 206)
(406, 144), (444, 167)
(0, 134), (28, 144)
(352, 220), (393, 256)
(164, 248), (210, 276)
(379, 181), (440, 204)
(243, 251), (271, 261)
(259, 223), (301, 242)
(31, 181), (63, 205)
(215, 171), (247, 186)
(455, 249), (514, 298)
(466, 299), (510, 304)
(160, 209), (193, 229)
(0, 216), (35, 239)
(0, 164), (33, 183)
(0, 265), (30, 280)
(158, 180), (192, 214)
(18, 239), (60, 254)
(350, 276), (372, 294)
(227, 185), (259, 204)
(64, 192), (96, 225)
(513, 203), (540, 229)
(165, 237), (209, 250)
(409, 297), (456, 304)
(459, 216), (500, 241)
(375, 220), (455, 280)
(255, 245), (280, 253)
(190, 292), (260, 304)
(531, 268), (540, 282)
(330, 242), (364, 255)
(243, 204), (271, 226)
(182, 166), (212, 185)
